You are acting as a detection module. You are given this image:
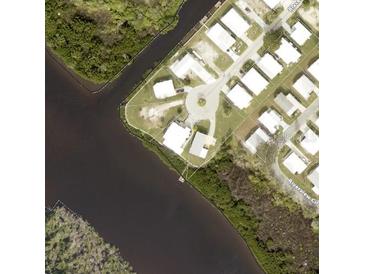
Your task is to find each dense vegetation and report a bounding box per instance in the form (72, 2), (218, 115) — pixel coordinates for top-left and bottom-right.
(263, 27), (285, 52)
(121, 106), (319, 274)
(302, 0), (319, 10)
(263, 6), (284, 24)
(46, 205), (135, 274)
(45, 0), (184, 82)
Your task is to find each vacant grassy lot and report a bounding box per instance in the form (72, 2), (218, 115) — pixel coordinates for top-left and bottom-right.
(246, 22), (263, 41)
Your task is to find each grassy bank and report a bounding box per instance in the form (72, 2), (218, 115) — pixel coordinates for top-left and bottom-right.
(120, 106), (319, 274)
(45, 0), (185, 83)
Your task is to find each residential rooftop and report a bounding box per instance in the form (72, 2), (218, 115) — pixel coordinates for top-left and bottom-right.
(275, 38), (301, 64)
(221, 8), (250, 38)
(163, 122), (191, 155)
(283, 151), (308, 174)
(244, 127), (270, 154)
(226, 84), (253, 109)
(153, 79), (176, 99)
(290, 22), (311, 46)
(241, 68), (269, 95)
(308, 165), (319, 195)
(308, 58), (319, 81)
(169, 53), (215, 84)
(189, 132), (216, 159)
(300, 128), (319, 155)
(263, 0), (281, 9)
(258, 108), (287, 134)
(274, 92), (304, 116)
(293, 74), (316, 100)
(206, 23), (236, 55)
(256, 53), (283, 79)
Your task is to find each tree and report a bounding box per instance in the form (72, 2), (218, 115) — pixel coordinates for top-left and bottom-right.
(263, 28), (284, 52)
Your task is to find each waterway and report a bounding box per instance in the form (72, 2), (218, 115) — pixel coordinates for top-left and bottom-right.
(46, 1), (264, 273)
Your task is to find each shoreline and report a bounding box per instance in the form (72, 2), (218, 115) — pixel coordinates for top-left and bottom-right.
(46, 1), (268, 272)
(45, 0), (188, 93)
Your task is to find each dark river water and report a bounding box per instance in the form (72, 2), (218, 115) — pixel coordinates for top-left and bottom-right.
(46, 1), (264, 273)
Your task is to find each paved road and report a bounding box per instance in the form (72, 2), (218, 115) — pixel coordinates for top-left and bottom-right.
(282, 97), (319, 142)
(271, 97), (319, 205)
(184, 0), (303, 137)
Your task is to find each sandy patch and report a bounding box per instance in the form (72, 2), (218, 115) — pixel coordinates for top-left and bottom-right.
(140, 99), (183, 126)
(244, 0), (270, 17)
(298, 6), (319, 31)
(193, 41), (218, 65)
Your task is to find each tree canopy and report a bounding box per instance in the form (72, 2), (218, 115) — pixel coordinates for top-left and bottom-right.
(46, 206), (136, 274)
(46, 0), (184, 82)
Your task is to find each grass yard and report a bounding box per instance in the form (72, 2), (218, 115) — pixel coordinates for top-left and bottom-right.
(278, 145), (319, 199)
(126, 98), (188, 143)
(234, 34), (319, 151)
(246, 22), (263, 41)
(263, 6), (284, 24)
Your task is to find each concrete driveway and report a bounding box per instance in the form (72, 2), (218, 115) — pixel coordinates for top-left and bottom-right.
(185, 82), (221, 136)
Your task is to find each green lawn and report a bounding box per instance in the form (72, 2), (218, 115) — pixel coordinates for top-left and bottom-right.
(246, 22), (263, 41)
(278, 145), (319, 199)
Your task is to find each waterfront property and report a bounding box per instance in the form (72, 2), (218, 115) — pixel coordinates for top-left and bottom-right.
(153, 79), (177, 99)
(189, 132), (217, 159)
(170, 53), (215, 84)
(221, 8), (250, 38)
(163, 122), (192, 155)
(206, 23), (238, 59)
(125, 0), (318, 170)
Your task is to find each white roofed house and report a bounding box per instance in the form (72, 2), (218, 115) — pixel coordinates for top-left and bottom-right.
(162, 122), (192, 155)
(241, 68), (269, 95)
(243, 127), (270, 154)
(307, 165), (319, 195)
(283, 151), (308, 174)
(220, 8), (250, 38)
(169, 53), (215, 84)
(226, 84), (253, 110)
(293, 74), (316, 100)
(275, 38), (301, 64)
(308, 59), (319, 81)
(263, 0), (281, 9)
(256, 53), (283, 79)
(290, 22), (312, 46)
(153, 79), (176, 99)
(258, 108), (288, 134)
(274, 92), (304, 116)
(189, 132), (216, 159)
(206, 23), (237, 59)
(300, 128), (319, 155)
